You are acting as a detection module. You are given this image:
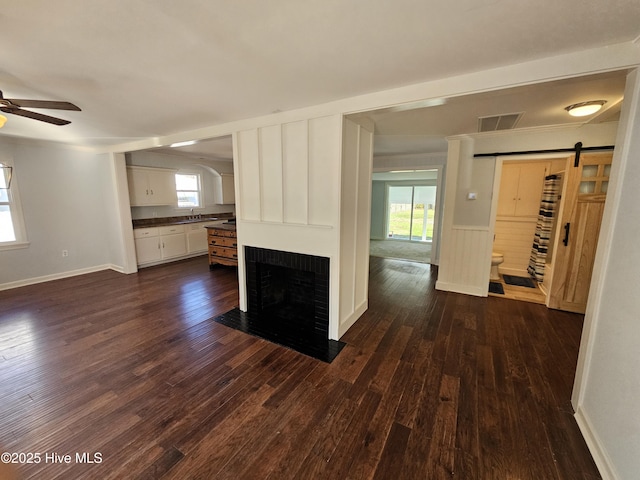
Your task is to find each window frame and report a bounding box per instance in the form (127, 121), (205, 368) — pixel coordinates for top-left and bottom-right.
(0, 159), (29, 251)
(175, 172), (203, 209)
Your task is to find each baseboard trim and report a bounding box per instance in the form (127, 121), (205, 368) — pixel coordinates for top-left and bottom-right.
(574, 407), (617, 480)
(435, 280), (486, 297)
(0, 264), (124, 291)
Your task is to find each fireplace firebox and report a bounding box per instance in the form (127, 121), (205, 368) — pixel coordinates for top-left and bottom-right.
(245, 246), (329, 337)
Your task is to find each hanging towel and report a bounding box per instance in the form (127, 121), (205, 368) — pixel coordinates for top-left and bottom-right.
(528, 175), (561, 282)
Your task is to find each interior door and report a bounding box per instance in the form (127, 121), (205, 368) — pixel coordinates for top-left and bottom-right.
(548, 152), (613, 313)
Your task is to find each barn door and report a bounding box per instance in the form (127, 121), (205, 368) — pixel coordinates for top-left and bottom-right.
(548, 152), (613, 313)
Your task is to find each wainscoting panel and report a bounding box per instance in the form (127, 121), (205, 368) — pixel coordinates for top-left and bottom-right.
(494, 217), (537, 276)
(436, 226), (492, 296)
(259, 125), (284, 223)
(282, 120), (309, 225)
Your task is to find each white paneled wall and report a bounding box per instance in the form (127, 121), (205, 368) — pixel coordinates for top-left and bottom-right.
(236, 116), (341, 228)
(339, 119), (373, 337)
(494, 218), (537, 276)
(234, 114), (349, 339)
(437, 226), (493, 296)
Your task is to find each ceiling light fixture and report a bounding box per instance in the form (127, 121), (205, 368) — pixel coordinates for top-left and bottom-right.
(565, 100), (607, 117)
(170, 140), (197, 148)
(0, 114), (6, 128)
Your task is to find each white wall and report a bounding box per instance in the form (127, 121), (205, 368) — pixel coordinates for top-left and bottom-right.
(571, 70), (640, 480)
(0, 140), (120, 287)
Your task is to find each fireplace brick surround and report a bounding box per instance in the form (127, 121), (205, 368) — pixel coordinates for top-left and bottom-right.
(245, 246), (330, 337)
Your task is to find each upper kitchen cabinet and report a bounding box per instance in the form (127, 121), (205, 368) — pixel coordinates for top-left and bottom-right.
(215, 173), (235, 204)
(127, 166), (177, 206)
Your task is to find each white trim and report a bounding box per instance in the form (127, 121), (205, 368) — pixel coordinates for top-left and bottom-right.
(0, 264), (124, 292)
(574, 407), (618, 480)
(451, 225), (491, 232)
(0, 241), (30, 251)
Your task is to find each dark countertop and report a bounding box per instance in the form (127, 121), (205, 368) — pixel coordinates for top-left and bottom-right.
(132, 213), (234, 229)
(205, 223), (237, 232)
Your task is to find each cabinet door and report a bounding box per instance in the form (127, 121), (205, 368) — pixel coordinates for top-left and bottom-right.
(161, 233), (187, 259)
(514, 163), (547, 216)
(147, 170), (177, 206)
(127, 168), (149, 206)
(135, 236), (161, 264)
(497, 165), (519, 216)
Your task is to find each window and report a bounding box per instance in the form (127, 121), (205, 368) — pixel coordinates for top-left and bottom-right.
(175, 173), (201, 208)
(0, 162), (28, 249)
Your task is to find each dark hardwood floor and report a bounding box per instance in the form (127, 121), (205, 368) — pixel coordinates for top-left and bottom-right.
(0, 256), (600, 479)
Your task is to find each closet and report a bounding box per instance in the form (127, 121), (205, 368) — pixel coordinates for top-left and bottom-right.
(494, 160), (549, 277)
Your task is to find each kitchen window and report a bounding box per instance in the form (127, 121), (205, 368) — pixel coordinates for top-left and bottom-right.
(0, 161), (28, 250)
(175, 173), (202, 208)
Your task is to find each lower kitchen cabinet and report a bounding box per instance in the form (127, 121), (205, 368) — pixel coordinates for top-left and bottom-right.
(134, 221), (226, 267)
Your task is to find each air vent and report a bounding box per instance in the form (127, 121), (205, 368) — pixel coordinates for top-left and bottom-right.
(478, 113), (523, 132)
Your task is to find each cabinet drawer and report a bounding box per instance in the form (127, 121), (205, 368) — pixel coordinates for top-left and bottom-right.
(209, 246), (238, 259)
(158, 225), (185, 235)
(207, 228), (236, 238)
(209, 236), (237, 248)
(134, 227), (158, 239)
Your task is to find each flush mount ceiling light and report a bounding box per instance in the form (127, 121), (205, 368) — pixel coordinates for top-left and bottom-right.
(565, 100), (607, 117)
(0, 114), (6, 128)
(170, 140), (197, 148)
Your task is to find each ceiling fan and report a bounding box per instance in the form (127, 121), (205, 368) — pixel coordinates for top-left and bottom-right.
(0, 90), (80, 126)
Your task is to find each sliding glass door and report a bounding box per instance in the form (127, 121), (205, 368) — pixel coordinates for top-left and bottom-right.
(387, 185), (436, 242)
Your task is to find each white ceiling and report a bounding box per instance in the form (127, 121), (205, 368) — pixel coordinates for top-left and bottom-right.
(0, 1), (639, 157)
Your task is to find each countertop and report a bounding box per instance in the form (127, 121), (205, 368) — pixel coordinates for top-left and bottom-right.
(205, 223), (237, 232)
(132, 213), (234, 229)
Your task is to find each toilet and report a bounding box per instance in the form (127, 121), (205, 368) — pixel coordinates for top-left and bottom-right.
(490, 252), (504, 281)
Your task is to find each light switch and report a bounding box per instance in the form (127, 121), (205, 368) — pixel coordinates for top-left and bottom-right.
(467, 192), (477, 200)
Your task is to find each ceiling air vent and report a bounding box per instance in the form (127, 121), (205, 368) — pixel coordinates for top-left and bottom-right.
(478, 113), (523, 132)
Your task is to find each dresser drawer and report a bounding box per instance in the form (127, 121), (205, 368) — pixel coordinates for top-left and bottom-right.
(209, 236), (237, 248)
(209, 246), (238, 259)
(207, 228), (236, 238)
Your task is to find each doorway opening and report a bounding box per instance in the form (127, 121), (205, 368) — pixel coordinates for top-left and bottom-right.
(370, 169), (441, 264)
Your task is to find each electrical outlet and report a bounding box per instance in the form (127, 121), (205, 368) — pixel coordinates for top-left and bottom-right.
(62, 250), (69, 257)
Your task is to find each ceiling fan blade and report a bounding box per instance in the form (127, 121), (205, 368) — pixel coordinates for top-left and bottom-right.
(6, 99), (81, 111)
(1, 107), (71, 125)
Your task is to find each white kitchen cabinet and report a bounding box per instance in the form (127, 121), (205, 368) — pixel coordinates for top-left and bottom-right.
(158, 225), (187, 259)
(215, 174), (235, 205)
(134, 227), (161, 264)
(127, 166), (177, 206)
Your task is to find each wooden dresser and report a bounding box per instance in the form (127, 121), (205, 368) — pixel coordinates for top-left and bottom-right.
(206, 224), (237, 267)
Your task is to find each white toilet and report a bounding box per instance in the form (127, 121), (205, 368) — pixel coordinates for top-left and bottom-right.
(490, 252), (504, 281)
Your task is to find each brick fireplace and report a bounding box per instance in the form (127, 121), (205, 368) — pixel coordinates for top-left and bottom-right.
(244, 246), (330, 337)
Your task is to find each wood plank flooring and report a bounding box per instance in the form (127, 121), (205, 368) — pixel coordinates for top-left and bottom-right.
(0, 256), (600, 479)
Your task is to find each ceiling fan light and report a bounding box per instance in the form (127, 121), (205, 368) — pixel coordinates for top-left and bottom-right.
(0, 114), (6, 128)
(565, 100), (606, 117)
